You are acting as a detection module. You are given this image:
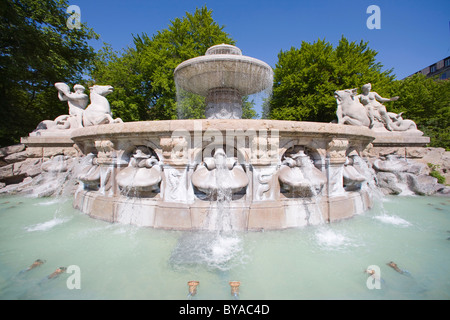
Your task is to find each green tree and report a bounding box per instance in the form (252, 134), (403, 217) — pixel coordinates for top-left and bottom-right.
(267, 36), (395, 122)
(90, 6), (257, 121)
(0, 0), (98, 147)
(89, 44), (147, 122)
(389, 74), (450, 149)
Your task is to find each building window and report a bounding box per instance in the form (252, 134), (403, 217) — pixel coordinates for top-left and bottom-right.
(430, 64), (437, 73)
(440, 73), (447, 80)
(445, 58), (450, 67)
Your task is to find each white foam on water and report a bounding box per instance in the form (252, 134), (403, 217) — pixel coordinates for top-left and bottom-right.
(373, 214), (411, 227)
(25, 217), (70, 232)
(169, 231), (246, 272)
(314, 228), (354, 250)
(397, 183), (416, 196)
(33, 199), (66, 206)
(205, 235), (242, 268)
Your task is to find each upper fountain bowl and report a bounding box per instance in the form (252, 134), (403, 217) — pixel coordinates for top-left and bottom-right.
(174, 44), (273, 97)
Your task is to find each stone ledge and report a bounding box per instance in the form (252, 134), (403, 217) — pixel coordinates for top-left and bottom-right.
(371, 131), (430, 147)
(21, 135), (75, 146)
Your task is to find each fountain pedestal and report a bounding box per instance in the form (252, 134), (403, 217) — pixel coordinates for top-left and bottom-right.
(205, 88), (243, 119)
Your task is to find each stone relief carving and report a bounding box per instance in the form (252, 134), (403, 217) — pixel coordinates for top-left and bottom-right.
(115, 146), (162, 195)
(327, 139), (349, 162)
(191, 148), (249, 196)
(205, 88), (242, 119)
(95, 140), (116, 163)
(77, 153), (101, 191)
(254, 167), (278, 201)
(278, 149), (326, 197)
(160, 136), (188, 161)
(250, 134), (279, 164)
(343, 151), (368, 191)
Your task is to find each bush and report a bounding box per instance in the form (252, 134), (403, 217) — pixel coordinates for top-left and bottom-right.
(427, 163), (446, 184)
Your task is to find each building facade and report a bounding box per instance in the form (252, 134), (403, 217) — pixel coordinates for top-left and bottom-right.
(408, 56), (450, 80)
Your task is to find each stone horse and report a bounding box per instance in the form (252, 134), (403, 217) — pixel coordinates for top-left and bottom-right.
(83, 85), (123, 127)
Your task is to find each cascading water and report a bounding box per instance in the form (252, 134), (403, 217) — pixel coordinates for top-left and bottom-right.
(353, 155), (382, 198)
(203, 150), (233, 232)
(28, 155), (73, 198)
(23, 155), (81, 232)
(170, 150), (245, 272)
(115, 169), (141, 225)
(174, 44), (273, 120)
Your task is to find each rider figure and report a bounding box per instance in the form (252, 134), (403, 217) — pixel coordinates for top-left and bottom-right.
(356, 83), (399, 131)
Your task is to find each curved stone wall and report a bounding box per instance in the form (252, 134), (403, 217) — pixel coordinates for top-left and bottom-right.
(70, 119), (376, 230)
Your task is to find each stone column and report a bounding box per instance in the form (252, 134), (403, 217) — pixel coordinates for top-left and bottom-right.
(250, 133), (280, 202)
(94, 139), (117, 196)
(159, 135), (191, 203)
(326, 138), (349, 197)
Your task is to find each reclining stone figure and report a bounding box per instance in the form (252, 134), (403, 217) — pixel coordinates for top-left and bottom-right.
(334, 84), (419, 133)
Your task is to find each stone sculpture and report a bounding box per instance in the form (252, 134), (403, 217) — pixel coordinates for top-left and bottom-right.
(343, 152), (367, 191)
(30, 83), (122, 136)
(174, 44), (273, 119)
(115, 147), (162, 195)
(278, 150), (326, 197)
(191, 148), (249, 195)
(55, 82), (89, 128)
(387, 111), (418, 131)
(335, 84), (418, 132)
(356, 83), (398, 131)
(83, 85), (122, 127)
(77, 153), (101, 191)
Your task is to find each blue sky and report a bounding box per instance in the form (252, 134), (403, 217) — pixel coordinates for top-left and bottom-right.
(73, 0), (450, 80)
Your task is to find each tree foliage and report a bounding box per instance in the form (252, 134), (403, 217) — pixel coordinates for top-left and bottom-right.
(0, 0), (98, 147)
(267, 36), (450, 149)
(267, 36), (395, 121)
(388, 74), (450, 149)
(90, 6), (257, 121)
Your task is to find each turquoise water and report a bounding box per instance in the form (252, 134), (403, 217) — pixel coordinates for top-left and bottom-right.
(0, 194), (449, 300)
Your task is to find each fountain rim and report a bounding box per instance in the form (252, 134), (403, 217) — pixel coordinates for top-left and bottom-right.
(173, 54), (274, 96)
(174, 54), (273, 74)
(70, 119), (376, 142)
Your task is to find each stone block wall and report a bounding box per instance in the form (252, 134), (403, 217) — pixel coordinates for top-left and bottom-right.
(0, 139), (79, 196)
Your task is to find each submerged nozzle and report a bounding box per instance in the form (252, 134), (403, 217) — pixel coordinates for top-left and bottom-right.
(187, 280), (199, 297)
(229, 281), (240, 299)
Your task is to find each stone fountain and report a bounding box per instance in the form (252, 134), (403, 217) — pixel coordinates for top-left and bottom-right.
(11, 43), (443, 231)
(66, 44), (379, 231)
(174, 44), (273, 119)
